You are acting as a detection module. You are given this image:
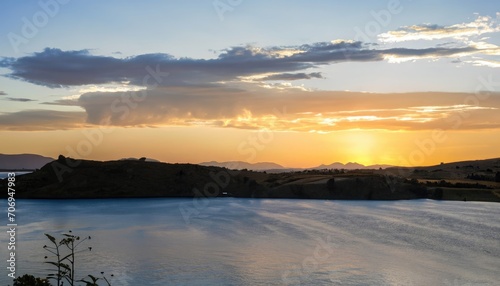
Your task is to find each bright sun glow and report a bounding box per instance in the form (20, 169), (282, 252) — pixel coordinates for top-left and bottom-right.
(335, 132), (377, 165)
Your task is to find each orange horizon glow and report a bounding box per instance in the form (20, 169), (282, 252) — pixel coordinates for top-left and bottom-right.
(1, 126), (498, 168)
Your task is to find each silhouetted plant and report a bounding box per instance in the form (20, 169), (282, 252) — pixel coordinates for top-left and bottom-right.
(78, 272), (113, 286)
(41, 231), (111, 286)
(44, 231), (90, 285)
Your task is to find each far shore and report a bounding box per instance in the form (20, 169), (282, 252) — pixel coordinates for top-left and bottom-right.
(1, 156), (499, 202)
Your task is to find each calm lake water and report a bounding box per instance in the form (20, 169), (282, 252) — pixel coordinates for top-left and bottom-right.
(0, 172), (31, 179)
(0, 198), (499, 285)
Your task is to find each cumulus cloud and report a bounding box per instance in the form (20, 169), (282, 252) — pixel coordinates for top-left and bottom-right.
(0, 40), (491, 88)
(0, 44), (355, 88)
(0, 50), (175, 88)
(378, 15), (500, 42)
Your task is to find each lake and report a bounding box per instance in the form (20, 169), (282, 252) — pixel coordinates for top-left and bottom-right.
(0, 198), (499, 285)
(0, 172), (31, 179)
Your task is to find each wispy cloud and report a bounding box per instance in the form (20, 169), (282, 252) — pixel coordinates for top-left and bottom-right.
(260, 72), (323, 81)
(3, 97), (37, 102)
(382, 46), (479, 63)
(378, 15), (500, 43)
(464, 59), (500, 68)
(2, 88), (498, 132)
(0, 110), (86, 131)
(0, 91), (7, 96)
(377, 14), (500, 66)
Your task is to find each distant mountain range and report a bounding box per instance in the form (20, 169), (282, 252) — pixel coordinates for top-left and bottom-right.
(119, 157), (161, 162)
(200, 160), (392, 172)
(0, 154), (394, 172)
(312, 162), (393, 170)
(199, 161), (285, 171)
(0, 154), (54, 170)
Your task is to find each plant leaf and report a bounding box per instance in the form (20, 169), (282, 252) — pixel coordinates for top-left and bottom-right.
(45, 234), (56, 244)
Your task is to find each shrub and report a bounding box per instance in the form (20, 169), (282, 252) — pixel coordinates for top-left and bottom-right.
(12, 274), (52, 286)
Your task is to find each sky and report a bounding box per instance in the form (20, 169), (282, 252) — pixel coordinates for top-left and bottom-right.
(0, 0), (499, 168)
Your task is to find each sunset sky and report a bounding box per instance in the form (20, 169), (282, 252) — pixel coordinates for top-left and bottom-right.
(1, 0), (499, 167)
